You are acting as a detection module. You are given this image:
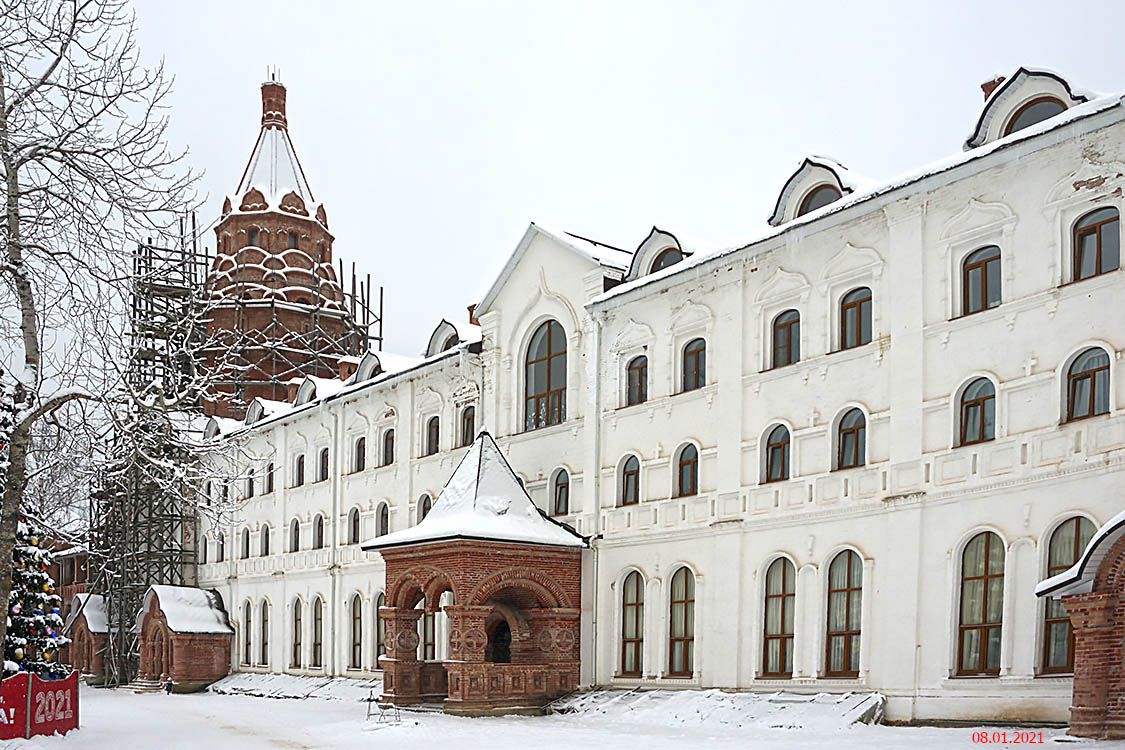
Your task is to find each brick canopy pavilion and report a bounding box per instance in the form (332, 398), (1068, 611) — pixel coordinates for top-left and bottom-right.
(133, 585), (234, 692)
(363, 431), (586, 714)
(1037, 510), (1125, 739)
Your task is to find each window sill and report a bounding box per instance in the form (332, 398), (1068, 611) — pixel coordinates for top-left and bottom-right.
(1062, 411), (1111, 426)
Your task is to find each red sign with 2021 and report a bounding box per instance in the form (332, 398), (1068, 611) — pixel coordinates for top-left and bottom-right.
(0, 671), (78, 739)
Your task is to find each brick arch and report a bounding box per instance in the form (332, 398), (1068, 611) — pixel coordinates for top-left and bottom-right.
(467, 567), (572, 609)
(424, 571), (458, 611)
(389, 566), (464, 610)
(1094, 536), (1125, 590)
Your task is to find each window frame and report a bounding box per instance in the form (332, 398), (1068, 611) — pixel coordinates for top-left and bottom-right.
(419, 494), (433, 522)
(317, 447), (330, 482)
(681, 338), (707, 393)
(382, 429), (395, 466)
(796, 184), (842, 217)
(291, 599), (303, 668)
(350, 594), (363, 670)
(839, 287), (872, 351)
(961, 245), (1002, 316)
(824, 550), (862, 678)
(1072, 207), (1120, 282)
(625, 355), (649, 406)
(294, 454), (305, 487)
(552, 469), (570, 516)
(1003, 95), (1067, 137)
(956, 531), (1005, 677)
(764, 425), (791, 483)
(353, 436), (366, 473)
(460, 406), (476, 447)
(311, 597), (324, 668)
(836, 409), (866, 470)
(312, 514), (325, 550)
(675, 444), (699, 498)
(772, 309), (801, 369)
(667, 567), (695, 678)
(761, 557), (796, 679)
(621, 455), (641, 506)
(1041, 517), (1095, 675)
(620, 570), (644, 677)
(425, 416), (440, 456)
(959, 378), (996, 446)
(260, 525), (270, 557)
(348, 507), (360, 545)
(289, 518), (300, 553)
(259, 600), (270, 666)
(524, 320), (568, 431)
(377, 504), (390, 537)
(1066, 348), (1111, 422)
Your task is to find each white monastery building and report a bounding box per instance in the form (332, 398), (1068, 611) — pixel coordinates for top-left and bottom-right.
(195, 67), (1125, 723)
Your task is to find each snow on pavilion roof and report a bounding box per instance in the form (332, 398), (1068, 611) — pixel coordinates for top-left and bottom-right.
(362, 431), (586, 551)
(64, 593), (108, 634)
(133, 585), (234, 635)
(237, 123), (314, 203)
(1036, 510), (1125, 599)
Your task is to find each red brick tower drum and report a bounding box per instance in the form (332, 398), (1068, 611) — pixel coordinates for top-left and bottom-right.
(202, 79), (365, 418)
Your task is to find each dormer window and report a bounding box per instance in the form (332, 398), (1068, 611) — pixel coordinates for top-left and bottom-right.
(442, 334), (459, 351)
(796, 185), (842, 217)
(650, 248), (683, 274)
(1002, 96), (1066, 137)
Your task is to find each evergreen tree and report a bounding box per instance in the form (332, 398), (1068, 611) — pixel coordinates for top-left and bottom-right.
(4, 517), (69, 678)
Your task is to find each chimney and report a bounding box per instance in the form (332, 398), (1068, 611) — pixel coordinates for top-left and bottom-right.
(467, 304), (480, 326)
(261, 79), (287, 130)
(338, 358), (358, 381)
(981, 75), (1006, 101)
(286, 379), (300, 403)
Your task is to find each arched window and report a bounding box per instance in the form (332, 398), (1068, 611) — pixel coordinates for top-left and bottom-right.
(958, 531), (1005, 676)
(375, 592), (386, 659)
(960, 378), (996, 445)
(260, 525), (270, 557)
(668, 567), (695, 677)
(205, 481), (212, 507)
(317, 447), (329, 482)
(962, 246), (1002, 315)
(825, 550), (862, 678)
(772, 310), (800, 368)
(240, 528), (251, 560)
(765, 425), (790, 483)
(312, 514), (325, 550)
(1067, 348), (1111, 421)
(350, 594), (363, 669)
(265, 462), (275, 494)
(419, 494), (433, 522)
(681, 338), (706, 392)
(242, 601), (252, 665)
(836, 409), (866, 470)
(246, 473), (255, 498)
(1043, 517), (1096, 674)
(460, 406), (476, 447)
(382, 429), (395, 466)
(200, 536), (208, 565)
(620, 571), (644, 676)
(216, 533), (225, 563)
(247, 228), (260, 247)
(621, 455), (641, 506)
(288, 231), (298, 250)
(525, 320), (567, 430)
(377, 504), (390, 537)
(425, 416), (440, 456)
(291, 599), (303, 668)
(259, 600), (270, 666)
(222, 483), (229, 504)
(1004, 96), (1067, 136)
(294, 454), (305, 487)
(675, 444), (699, 497)
(1073, 207), (1120, 281)
(311, 597), (324, 668)
(626, 355), (648, 406)
(348, 508), (360, 545)
(797, 184), (842, 217)
(650, 247), (683, 274)
(442, 333), (459, 351)
(289, 518), (300, 553)
(552, 470), (570, 516)
(840, 287), (872, 350)
(762, 557), (795, 678)
(353, 437), (366, 473)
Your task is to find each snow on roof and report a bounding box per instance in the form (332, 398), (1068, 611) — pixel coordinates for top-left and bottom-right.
(64, 593), (108, 634)
(592, 93), (1125, 308)
(965, 67), (1099, 150)
(237, 126), (314, 203)
(535, 224), (633, 272)
(425, 318), (483, 356)
(1036, 510), (1125, 599)
(134, 585), (234, 635)
(363, 431), (585, 551)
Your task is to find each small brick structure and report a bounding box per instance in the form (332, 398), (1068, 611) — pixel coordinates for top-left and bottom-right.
(1037, 512), (1125, 739)
(62, 594), (108, 683)
(364, 432), (586, 714)
(134, 585), (234, 693)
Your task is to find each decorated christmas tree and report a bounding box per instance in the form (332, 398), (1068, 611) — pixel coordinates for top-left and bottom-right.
(4, 516), (69, 678)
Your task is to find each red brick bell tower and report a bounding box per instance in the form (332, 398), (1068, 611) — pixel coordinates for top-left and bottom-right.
(201, 77), (369, 418)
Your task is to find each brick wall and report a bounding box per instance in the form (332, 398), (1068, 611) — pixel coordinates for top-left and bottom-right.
(1064, 535), (1125, 739)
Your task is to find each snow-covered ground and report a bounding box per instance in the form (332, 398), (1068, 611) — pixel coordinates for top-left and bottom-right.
(13, 684), (1124, 749)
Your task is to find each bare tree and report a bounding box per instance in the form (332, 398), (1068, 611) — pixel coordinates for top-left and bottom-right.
(0, 0), (197, 648)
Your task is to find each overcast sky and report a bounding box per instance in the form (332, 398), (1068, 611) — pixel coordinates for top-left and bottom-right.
(134, 0), (1125, 354)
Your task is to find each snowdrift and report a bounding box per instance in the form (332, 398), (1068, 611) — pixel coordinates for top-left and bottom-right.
(548, 688), (885, 731)
(208, 673), (382, 702)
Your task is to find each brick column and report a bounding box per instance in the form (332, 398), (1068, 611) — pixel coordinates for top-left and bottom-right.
(445, 605), (491, 662)
(378, 607), (423, 704)
(525, 608), (581, 662)
(1063, 591), (1119, 739)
